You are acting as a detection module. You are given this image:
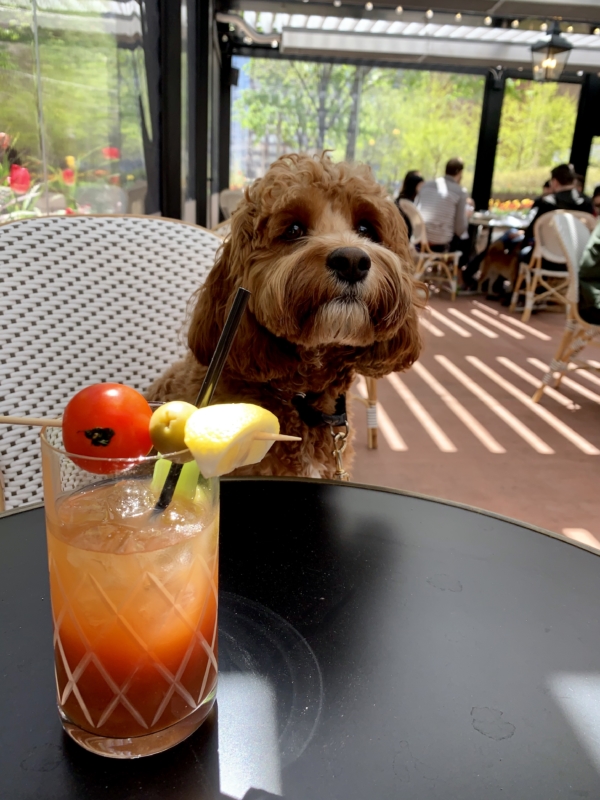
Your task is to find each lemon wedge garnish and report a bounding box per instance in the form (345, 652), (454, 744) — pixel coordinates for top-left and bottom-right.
(184, 403), (279, 478)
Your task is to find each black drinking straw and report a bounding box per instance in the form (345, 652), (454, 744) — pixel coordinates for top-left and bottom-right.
(153, 287), (251, 512)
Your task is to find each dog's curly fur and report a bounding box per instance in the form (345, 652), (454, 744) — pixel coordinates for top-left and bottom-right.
(146, 152), (424, 478)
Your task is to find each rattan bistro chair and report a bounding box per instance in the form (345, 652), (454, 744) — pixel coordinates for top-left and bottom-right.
(211, 217), (232, 239)
(399, 199), (460, 300)
(0, 215), (221, 511)
(510, 209), (596, 322)
(533, 213), (600, 404)
(219, 189), (243, 220)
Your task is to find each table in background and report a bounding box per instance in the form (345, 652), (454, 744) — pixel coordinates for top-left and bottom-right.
(2, 477), (600, 799)
(470, 211), (533, 254)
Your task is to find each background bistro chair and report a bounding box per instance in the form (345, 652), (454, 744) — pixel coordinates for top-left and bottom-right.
(218, 189), (244, 220)
(0, 215), (221, 511)
(399, 199), (460, 301)
(533, 213), (600, 404)
(510, 209), (596, 322)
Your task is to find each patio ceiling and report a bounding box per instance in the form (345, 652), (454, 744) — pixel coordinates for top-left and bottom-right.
(225, 0), (600, 26)
(222, 7), (600, 72)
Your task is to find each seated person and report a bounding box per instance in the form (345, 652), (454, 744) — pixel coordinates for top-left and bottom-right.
(574, 173), (589, 200)
(461, 173), (579, 296)
(592, 185), (600, 217)
(416, 157), (470, 265)
(578, 221), (600, 325)
(395, 170), (424, 239)
(520, 164), (594, 271)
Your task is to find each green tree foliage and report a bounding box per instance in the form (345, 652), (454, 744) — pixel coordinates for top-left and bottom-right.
(357, 70), (483, 188)
(492, 79), (580, 197)
(235, 59), (375, 157)
(233, 59), (580, 200)
(1, 19), (145, 178)
(234, 59), (484, 192)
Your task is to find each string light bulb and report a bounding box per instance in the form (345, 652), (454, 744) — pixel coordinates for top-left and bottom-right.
(455, 12), (462, 21)
(594, 28), (600, 35)
(540, 22), (548, 31)
(333, 0), (341, 5)
(425, 9), (434, 19)
(484, 16), (492, 26)
(567, 25), (573, 33)
(395, 5), (403, 13)
(365, 1), (373, 9)
(511, 19), (519, 28)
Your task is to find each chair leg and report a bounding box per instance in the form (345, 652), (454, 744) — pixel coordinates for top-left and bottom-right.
(522, 272), (538, 323)
(0, 468), (5, 513)
(509, 268), (526, 313)
(365, 377), (378, 450)
(532, 325), (574, 402)
(450, 259), (458, 301)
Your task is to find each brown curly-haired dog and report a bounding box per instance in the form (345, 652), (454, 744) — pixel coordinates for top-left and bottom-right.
(146, 152), (424, 478)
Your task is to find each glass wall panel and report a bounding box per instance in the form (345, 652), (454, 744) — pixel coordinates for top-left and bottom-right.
(491, 78), (580, 212)
(0, 0), (42, 219)
(230, 58), (485, 196)
(1, 0), (153, 222)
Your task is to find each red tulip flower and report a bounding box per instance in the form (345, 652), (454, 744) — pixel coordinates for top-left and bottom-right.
(9, 164), (31, 194)
(102, 147), (120, 160)
(65, 207), (75, 215)
(62, 168), (75, 185)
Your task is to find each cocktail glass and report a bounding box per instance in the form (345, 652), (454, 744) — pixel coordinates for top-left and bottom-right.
(40, 424), (219, 758)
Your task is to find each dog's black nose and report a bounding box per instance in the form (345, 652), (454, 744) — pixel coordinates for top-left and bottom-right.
(326, 247), (371, 284)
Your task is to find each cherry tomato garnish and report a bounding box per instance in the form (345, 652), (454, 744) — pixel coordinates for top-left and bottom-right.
(62, 383), (153, 474)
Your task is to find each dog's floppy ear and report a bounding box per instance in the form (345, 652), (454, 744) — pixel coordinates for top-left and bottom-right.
(354, 280), (425, 378)
(188, 202), (299, 382)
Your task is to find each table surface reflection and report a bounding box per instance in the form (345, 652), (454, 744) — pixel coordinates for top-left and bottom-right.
(2, 477), (600, 799)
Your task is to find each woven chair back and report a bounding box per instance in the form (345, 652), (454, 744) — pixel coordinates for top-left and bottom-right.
(534, 209), (596, 264)
(552, 213), (593, 305)
(534, 211), (568, 264)
(212, 218), (232, 239)
(398, 199), (427, 247)
(0, 215), (221, 510)
(219, 189), (244, 220)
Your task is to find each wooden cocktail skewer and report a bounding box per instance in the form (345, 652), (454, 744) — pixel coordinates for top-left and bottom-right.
(0, 415), (301, 442)
(251, 431), (301, 442)
(0, 415), (63, 427)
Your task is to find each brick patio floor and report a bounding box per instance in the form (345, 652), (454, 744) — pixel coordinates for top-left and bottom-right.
(351, 293), (600, 549)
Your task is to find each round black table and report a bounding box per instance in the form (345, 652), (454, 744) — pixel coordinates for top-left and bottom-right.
(2, 477), (600, 799)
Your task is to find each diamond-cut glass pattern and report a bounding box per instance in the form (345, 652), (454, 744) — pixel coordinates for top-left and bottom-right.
(48, 522), (219, 739)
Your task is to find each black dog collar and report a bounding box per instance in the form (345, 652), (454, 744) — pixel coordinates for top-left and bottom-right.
(292, 393), (347, 428)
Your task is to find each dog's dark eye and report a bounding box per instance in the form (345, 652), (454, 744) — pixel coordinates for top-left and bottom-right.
(282, 222), (306, 241)
(356, 220), (379, 242)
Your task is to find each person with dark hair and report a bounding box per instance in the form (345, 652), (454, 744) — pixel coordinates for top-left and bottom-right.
(542, 179), (552, 196)
(592, 185), (600, 217)
(395, 170), (424, 239)
(522, 163), (593, 255)
(574, 173), (586, 195)
(398, 170), (424, 203)
(415, 157), (471, 267)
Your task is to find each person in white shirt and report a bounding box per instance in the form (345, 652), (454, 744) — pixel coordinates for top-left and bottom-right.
(416, 157), (470, 256)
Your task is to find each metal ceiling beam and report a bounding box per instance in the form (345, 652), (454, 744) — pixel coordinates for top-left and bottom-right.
(280, 28), (600, 69)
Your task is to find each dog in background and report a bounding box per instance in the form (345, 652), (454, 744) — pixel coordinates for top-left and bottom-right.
(147, 152), (424, 478)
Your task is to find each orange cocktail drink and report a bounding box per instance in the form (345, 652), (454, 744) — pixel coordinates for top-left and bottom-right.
(41, 427), (219, 758)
